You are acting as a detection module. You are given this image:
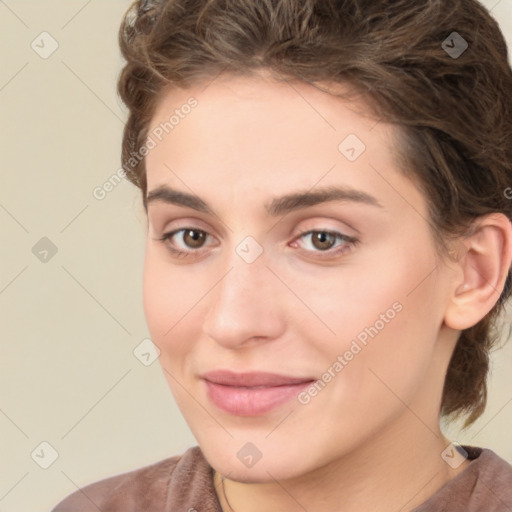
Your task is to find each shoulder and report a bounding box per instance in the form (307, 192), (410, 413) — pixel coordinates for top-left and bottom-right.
(414, 446), (512, 512)
(471, 446), (512, 502)
(50, 445), (213, 512)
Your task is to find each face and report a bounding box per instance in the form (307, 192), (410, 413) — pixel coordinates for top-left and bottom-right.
(143, 73), (457, 482)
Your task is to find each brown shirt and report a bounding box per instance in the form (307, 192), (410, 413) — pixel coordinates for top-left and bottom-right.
(51, 445), (512, 511)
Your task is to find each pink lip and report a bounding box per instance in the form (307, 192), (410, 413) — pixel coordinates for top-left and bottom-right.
(201, 370), (315, 416)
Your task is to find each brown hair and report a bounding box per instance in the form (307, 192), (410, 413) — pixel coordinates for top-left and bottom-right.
(117, 0), (512, 427)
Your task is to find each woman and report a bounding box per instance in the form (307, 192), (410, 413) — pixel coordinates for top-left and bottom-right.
(52, 0), (512, 510)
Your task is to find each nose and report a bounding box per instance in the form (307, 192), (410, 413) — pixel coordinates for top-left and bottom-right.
(202, 248), (286, 350)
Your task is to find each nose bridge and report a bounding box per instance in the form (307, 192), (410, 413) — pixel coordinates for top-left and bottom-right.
(202, 242), (284, 348)
(214, 233), (270, 307)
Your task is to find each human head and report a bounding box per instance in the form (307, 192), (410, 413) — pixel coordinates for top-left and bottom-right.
(117, 0), (512, 431)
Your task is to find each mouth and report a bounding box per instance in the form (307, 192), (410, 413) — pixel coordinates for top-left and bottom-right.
(201, 370), (316, 416)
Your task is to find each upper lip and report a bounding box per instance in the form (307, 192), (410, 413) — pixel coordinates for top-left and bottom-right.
(201, 370), (316, 387)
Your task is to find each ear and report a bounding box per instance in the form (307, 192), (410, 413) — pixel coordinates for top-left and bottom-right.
(443, 213), (512, 331)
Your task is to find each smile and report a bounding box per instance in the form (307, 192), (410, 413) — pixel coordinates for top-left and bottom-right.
(201, 370), (315, 416)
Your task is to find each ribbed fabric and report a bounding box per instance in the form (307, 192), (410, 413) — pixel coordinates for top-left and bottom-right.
(412, 446), (512, 511)
(51, 445), (512, 511)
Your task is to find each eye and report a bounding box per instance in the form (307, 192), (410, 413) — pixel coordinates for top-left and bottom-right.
(291, 229), (358, 258)
(156, 228), (213, 258)
(155, 227), (359, 260)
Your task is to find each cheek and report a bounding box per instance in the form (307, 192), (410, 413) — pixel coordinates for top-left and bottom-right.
(142, 255), (170, 340)
(293, 241), (442, 403)
(142, 248), (192, 349)
(142, 245), (213, 381)
(142, 251), (199, 406)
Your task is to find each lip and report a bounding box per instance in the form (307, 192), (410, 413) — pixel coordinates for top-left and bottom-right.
(201, 370), (316, 416)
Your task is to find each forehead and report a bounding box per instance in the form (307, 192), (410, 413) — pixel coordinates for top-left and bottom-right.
(144, 73), (427, 221)
(149, 72), (379, 139)
(147, 74), (390, 172)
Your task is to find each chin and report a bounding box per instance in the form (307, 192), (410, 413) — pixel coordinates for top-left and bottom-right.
(202, 443), (311, 483)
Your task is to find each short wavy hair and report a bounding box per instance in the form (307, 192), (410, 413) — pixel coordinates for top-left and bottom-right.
(117, 0), (512, 427)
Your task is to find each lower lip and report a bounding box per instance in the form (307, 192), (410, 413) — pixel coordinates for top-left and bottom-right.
(203, 380), (313, 416)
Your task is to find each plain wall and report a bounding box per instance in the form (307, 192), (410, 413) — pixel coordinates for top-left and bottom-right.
(0, 1), (511, 511)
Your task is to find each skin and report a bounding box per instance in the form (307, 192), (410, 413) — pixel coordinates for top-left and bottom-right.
(142, 72), (512, 512)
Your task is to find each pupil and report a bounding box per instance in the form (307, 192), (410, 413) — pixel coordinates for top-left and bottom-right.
(186, 230), (204, 247)
(314, 232), (334, 250)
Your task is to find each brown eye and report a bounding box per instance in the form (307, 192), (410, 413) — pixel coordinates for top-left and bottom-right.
(157, 228), (213, 257)
(292, 229), (359, 260)
(310, 231), (337, 251)
(182, 229), (207, 248)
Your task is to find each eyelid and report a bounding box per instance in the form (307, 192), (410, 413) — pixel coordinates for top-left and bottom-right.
(157, 227), (217, 251)
(155, 224), (359, 260)
(290, 229), (358, 257)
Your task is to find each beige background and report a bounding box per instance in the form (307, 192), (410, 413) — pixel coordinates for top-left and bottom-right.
(0, 1), (511, 511)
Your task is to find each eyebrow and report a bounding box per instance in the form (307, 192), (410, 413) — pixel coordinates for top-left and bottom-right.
(146, 184), (383, 216)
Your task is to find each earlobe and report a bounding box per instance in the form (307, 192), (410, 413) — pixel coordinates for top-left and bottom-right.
(444, 214), (512, 331)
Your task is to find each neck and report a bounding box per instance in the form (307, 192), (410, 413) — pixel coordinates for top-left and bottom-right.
(214, 414), (470, 512)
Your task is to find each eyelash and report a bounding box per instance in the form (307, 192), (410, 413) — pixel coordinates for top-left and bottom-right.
(156, 227), (359, 260)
